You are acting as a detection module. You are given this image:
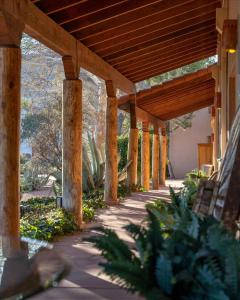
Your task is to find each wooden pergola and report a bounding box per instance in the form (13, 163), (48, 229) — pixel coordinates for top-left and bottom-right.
(0, 0), (220, 237)
(118, 66), (216, 190)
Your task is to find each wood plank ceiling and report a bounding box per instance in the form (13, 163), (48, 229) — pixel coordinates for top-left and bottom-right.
(119, 67), (215, 120)
(32, 0), (221, 83)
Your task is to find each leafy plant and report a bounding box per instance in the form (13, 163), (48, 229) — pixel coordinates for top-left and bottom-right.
(87, 193), (240, 300)
(20, 193), (107, 241)
(180, 169), (208, 207)
(82, 133), (105, 193)
(20, 208), (76, 241)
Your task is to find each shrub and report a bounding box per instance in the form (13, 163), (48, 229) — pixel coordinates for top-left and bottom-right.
(20, 208), (76, 241)
(118, 135), (129, 171)
(87, 191), (240, 300)
(20, 193), (107, 241)
(180, 169), (209, 208)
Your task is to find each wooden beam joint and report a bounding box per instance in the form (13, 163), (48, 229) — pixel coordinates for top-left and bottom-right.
(129, 95), (137, 129)
(0, 11), (24, 47)
(62, 55), (80, 80)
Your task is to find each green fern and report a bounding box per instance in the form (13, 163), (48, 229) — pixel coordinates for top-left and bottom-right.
(87, 198), (240, 300)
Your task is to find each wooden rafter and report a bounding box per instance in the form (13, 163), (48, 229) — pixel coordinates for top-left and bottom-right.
(0, 0), (134, 93)
(16, 0), (221, 85)
(82, 0), (219, 48)
(119, 66), (216, 121)
(114, 34), (216, 70)
(28, 0), (220, 83)
(94, 13), (216, 56)
(124, 47), (216, 78)
(131, 51), (216, 82)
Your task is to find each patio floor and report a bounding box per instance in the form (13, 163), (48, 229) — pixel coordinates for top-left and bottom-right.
(31, 180), (182, 300)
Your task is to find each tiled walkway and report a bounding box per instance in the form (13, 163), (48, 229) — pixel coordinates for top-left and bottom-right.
(32, 180), (182, 300)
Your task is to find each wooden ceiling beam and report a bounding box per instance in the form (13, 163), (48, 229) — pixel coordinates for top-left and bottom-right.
(139, 82), (215, 106)
(71, 0), (201, 37)
(94, 13), (216, 55)
(103, 21), (215, 61)
(116, 39), (216, 73)
(82, 0), (220, 48)
(127, 48), (216, 79)
(64, 0), (163, 33)
(139, 88), (213, 115)
(136, 107), (165, 128)
(140, 86), (215, 111)
(131, 51), (216, 82)
(73, 0), (218, 40)
(50, 1), (128, 24)
(118, 67), (215, 106)
(118, 81), (214, 109)
(35, 0), (86, 15)
(114, 33), (216, 68)
(137, 68), (214, 96)
(158, 98), (214, 120)
(146, 91), (214, 116)
(0, 0), (135, 94)
(106, 26), (216, 65)
(121, 43), (216, 76)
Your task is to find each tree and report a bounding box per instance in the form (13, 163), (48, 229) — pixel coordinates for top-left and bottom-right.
(20, 34), (108, 189)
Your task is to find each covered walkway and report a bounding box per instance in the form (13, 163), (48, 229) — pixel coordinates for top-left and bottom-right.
(31, 181), (182, 300)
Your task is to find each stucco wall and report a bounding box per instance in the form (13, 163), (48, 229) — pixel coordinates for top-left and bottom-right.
(169, 108), (212, 179)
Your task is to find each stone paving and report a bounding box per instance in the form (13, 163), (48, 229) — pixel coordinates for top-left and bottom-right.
(31, 180), (182, 300)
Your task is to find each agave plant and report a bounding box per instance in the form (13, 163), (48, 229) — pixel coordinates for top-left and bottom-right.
(86, 191), (240, 300)
(82, 133), (132, 193)
(82, 133), (105, 193)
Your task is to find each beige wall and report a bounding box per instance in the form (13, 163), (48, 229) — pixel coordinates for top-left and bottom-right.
(169, 108), (212, 179)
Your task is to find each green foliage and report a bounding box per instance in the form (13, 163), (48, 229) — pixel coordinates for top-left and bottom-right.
(82, 133), (105, 193)
(181, 169), (209, 207)
(118, 134), (129, 171)
(20, 160), (48, 192)
(118, 183), (131, 199)
(21, 112), (48, 141)
(87, 194), (240, 300)
(118, 132), (153, 177)
(20, 207), (76, 241)
(83, 189), (105, 209)
(20, 192), (108, 241)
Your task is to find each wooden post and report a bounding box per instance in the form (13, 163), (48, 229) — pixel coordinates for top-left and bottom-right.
(127, 96), (138, 188)
(62, 56), (83, 226)
(0, 47), (21, 238)
(211, 106), (217, 170)
(159, 127), (167, 186)
(152, 125), (160, 189)
(141, 121), (150, 191)
(229, 77), (236, 129)
(220, 42), (228, 155)
(211, 59), (221, 171)
(0, 12), (23, 237)
(105, 80), (118, 204)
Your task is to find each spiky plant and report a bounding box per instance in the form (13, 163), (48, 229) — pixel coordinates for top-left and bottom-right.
(82, 133), (105, 192)
(86, 198), (240, 300)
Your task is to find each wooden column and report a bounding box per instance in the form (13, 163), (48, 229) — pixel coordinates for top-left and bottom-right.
(62, 56), (83, 226)
(220, 43), (228, 155)
(127, 97), (138, 188)
(152, 125), (160, 190)
(0, 48), (21, 238)
(141, 122), (150, 191)
(105, 80), (118, 204)
(211, 106), (217, 170)
(0, 13), (23, 238)
(229, 76), (236, 129)
(159, 127), (167, 186)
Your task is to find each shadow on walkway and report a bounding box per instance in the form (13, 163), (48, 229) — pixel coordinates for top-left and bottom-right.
(31, 181), (182, 300)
